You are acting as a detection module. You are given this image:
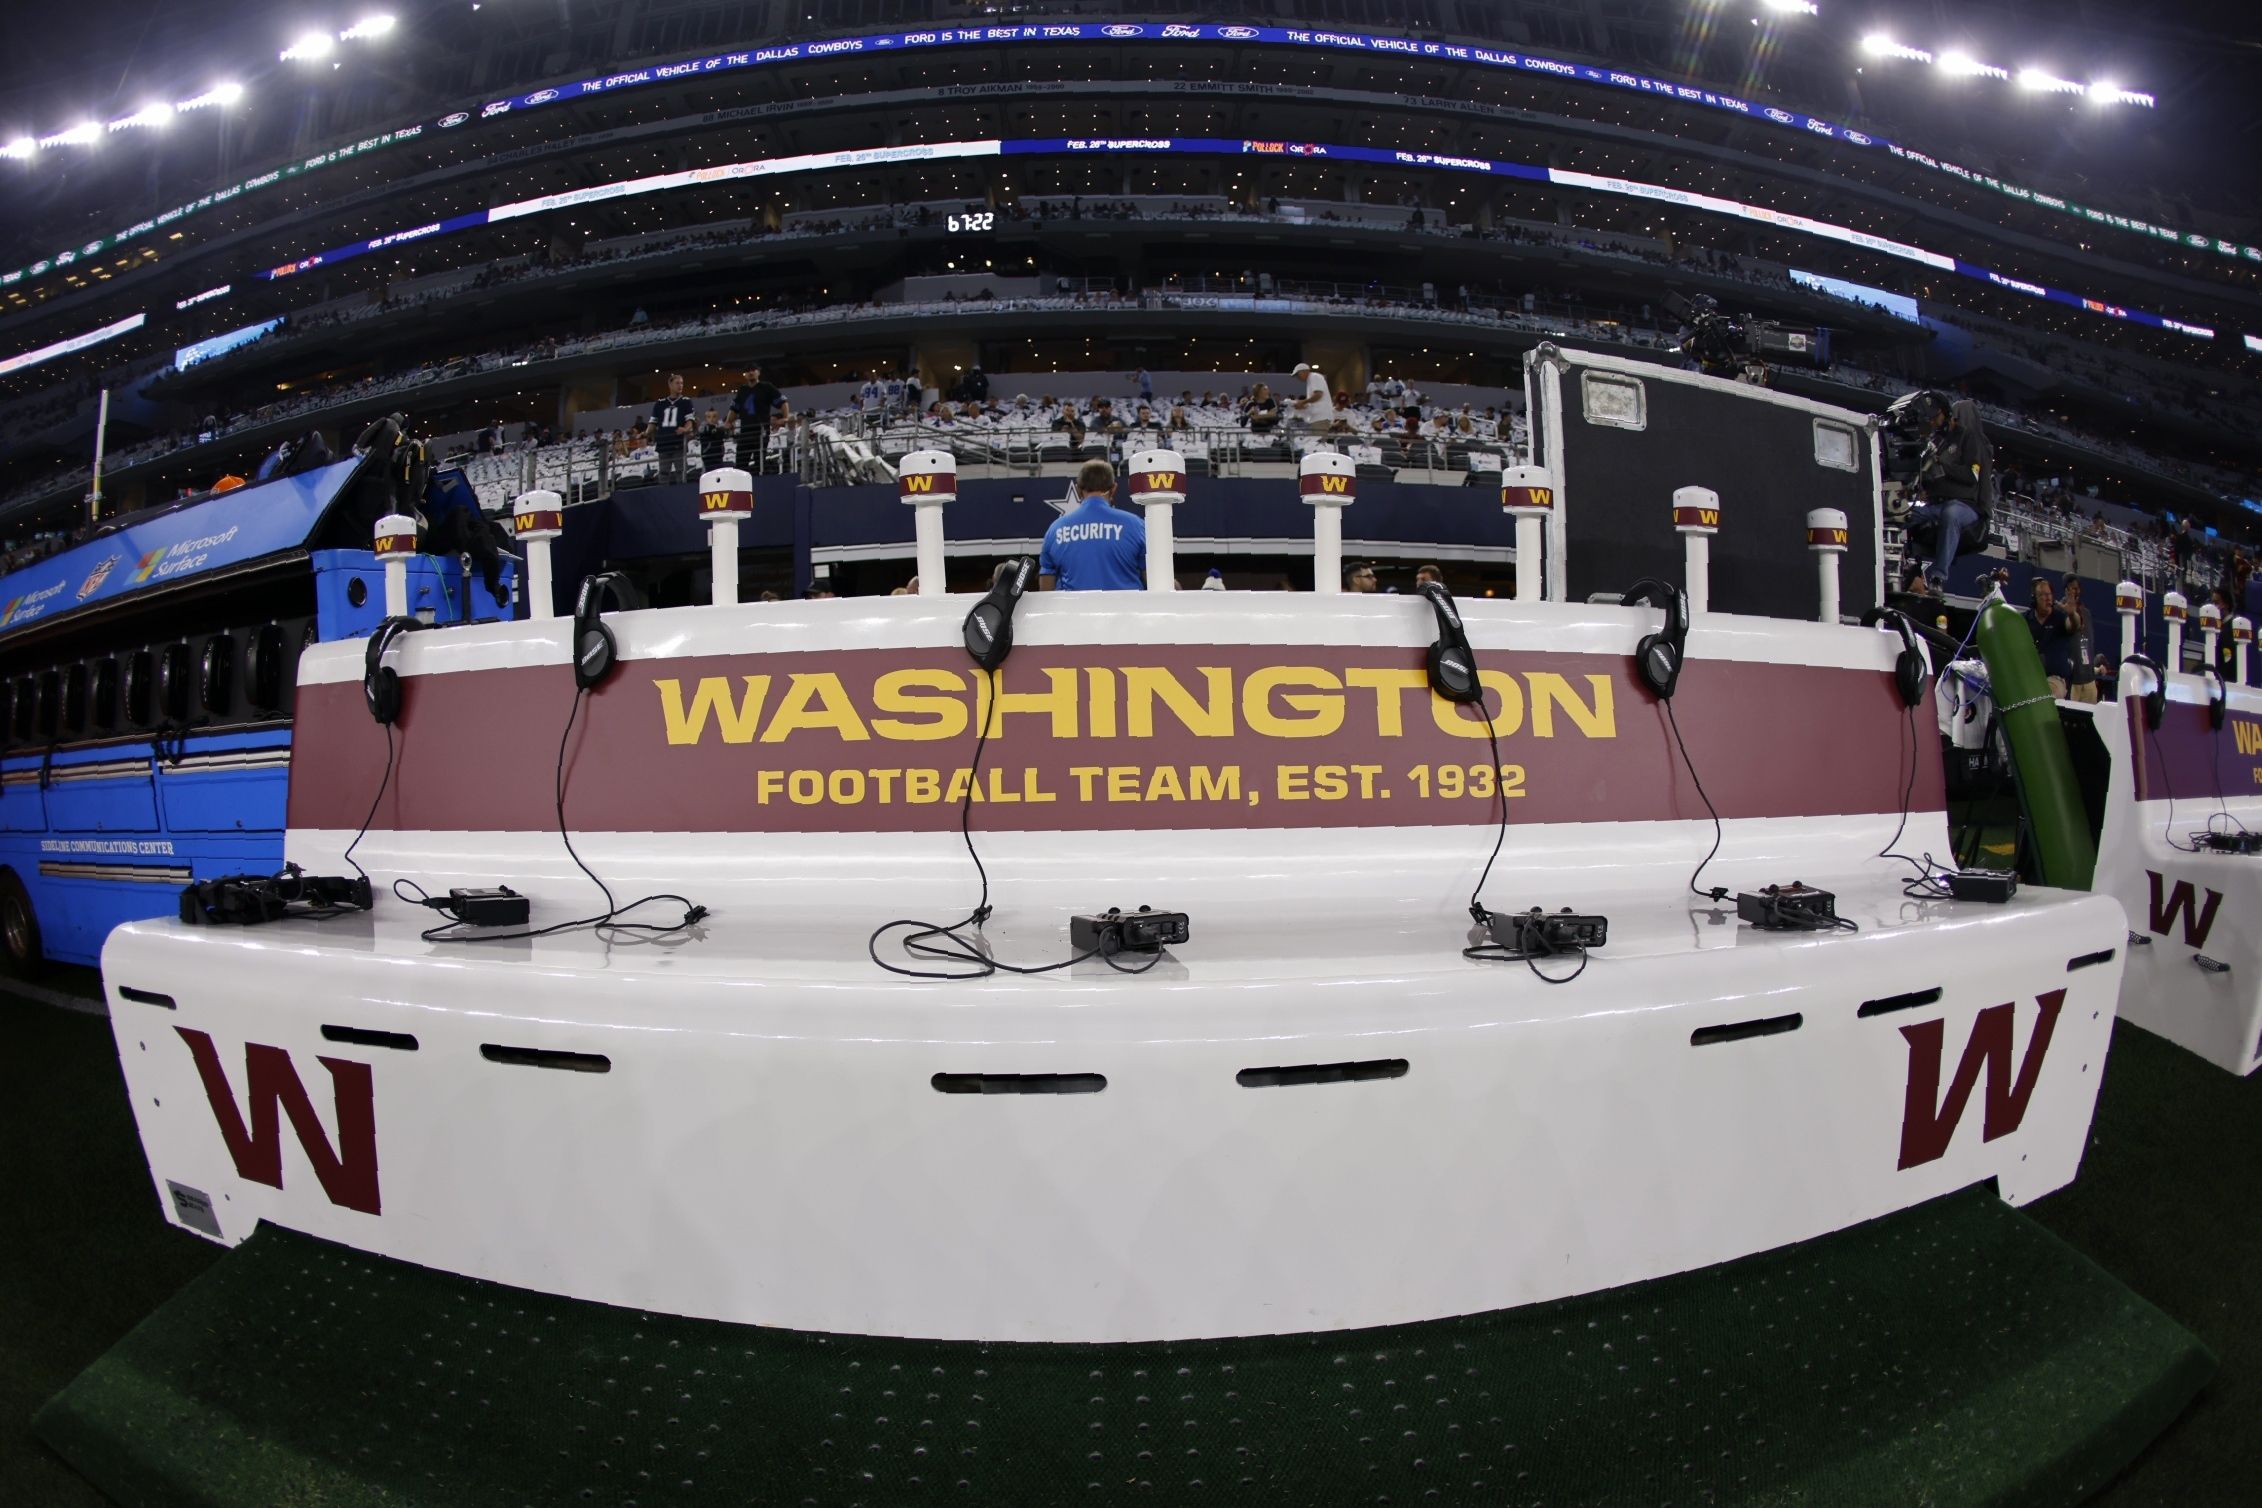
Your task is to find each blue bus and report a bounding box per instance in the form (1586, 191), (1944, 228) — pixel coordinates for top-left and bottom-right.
(0, 458), (511, 972)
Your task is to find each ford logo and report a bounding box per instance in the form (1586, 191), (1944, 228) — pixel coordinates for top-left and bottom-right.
(1101, 24), (1144, 37)
(525, 88), (560, 105)
(1218, 25), (1258, 39)
(439, 111), (471, 128)
(1764, 108), (1793, 123)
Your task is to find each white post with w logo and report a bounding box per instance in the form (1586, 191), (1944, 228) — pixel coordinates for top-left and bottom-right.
(2115, 580), (2143, 664)
(510, 490), (563, 620)
(2235, 616), (2252, 685)
(2162, 590), (2188, 671)
(1673, 485), (1720, 615)
(1299, 450), (1357, 594)
(373, 514), (418, 619)
(1500, 465), (1552, 603)
(2199, 600), (2222, 671)
(1127, 449), (1187, 593)
(697, 467), (754, 606)
(1807, 507), (1848, 625)
(897, 449), (957, 597)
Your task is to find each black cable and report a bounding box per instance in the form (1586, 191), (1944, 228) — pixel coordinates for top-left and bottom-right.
(1459, 706), (1589, 983)
(1664, 698), (1729, 903)
(405, 686), (707, 943)
(340, 721), (394, 888)
(2148, 720), (2204, 854)
(1465, 705), (1510, 919)
(870, 666), (1152, 980)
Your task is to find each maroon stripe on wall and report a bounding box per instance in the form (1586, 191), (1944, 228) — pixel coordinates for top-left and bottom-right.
(290, 644), (1945, 835)
(2128, 699), (2262, 805)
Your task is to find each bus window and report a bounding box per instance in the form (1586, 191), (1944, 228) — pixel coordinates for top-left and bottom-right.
(35, 670), (60, 741)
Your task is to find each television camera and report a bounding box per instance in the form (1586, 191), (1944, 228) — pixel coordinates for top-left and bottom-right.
(1668, 294), (1830, 383)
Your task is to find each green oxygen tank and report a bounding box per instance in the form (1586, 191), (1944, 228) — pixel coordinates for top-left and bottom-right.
(1974, 600), (2095, 889)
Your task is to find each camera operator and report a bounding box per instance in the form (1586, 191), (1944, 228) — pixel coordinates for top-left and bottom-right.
(1899, 392), (1995, 590)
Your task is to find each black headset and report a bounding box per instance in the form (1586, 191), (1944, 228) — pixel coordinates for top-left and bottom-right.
(573, 571), (641, 691)
(1862, 607), (1928, 708)
(963, 557), (1033, 671)
(363, 616), (422, 725)
(1418, 581), (1483, 703)
(1620, 578), (1689, 700)
(2124, 653), (2167, 731)
(2201, 665), (2228, 731)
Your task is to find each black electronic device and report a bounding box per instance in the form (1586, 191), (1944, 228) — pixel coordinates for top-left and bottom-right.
(2202, 666), (2227, 731)
(1484, 907), (1609, 954)
(199, 634), (234, 717)
(1863, 607), (1927, 708)
(362, 616), (422, 725)
(1418, 581), (1482, 703)
(572, 571), (641, 691)
(1736, 882), (1844, 931)
(156, 642), (192, 723)
(1070, 905), (1191, 955)
(1621, 578), (1689, 700)
(1945, 870), (2018, 903)
(964, 557), (1033, 671)
(1667, 292), (1829, 379)
(247, 623), (287, 713)
(2202, 831), (2262, 855)
(180, 865), (373, 926)
(445, 887), (531, 927)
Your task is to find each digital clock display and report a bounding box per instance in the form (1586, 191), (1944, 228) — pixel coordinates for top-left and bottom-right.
(947, 212), (996, 233)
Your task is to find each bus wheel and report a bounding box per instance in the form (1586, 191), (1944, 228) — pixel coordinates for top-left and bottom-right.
(0, 870), (44, 978)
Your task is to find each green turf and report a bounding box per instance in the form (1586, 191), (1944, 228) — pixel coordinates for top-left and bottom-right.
(2025, 1024), (2262, 1504)
(0, 985), (222, 1508)
(31, 1166), (2212, 1504)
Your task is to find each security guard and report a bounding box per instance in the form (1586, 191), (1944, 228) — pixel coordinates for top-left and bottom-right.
(1039, 460), (1145, 592)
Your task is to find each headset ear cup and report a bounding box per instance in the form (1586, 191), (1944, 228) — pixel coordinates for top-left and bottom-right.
(575, 620), (618, 691)
(1427, 640), (1477, 702)
(365, 667), (400, 725)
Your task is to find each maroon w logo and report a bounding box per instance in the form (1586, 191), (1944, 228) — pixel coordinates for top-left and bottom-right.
(2146, 871), (2224, 949)
(1897, 990), (2066, 1171)
(176, 1028), (381, 1215)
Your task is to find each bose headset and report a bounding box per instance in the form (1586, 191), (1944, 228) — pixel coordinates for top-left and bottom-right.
(1620, 578), (1689, 700)
(1861, 607), (1929, 708)
(2124, 653), (2168, 730)
(963, 558), (1033, 672)
(363, 616), (422, 725)
(573, 571), (642, 691)
(2201, 664), (2229, 732)
(1418, 581), (1483, 703)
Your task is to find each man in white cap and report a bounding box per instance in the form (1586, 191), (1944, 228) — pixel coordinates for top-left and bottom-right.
(1292, 362), (1334, 428)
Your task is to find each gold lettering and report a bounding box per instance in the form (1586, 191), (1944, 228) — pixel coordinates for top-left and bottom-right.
(1189, 765), (1240, 802)
(1070, 766), (1103, 800)
(1345, 667), (1430, 737)
(1146, 766), (1184, 801)
(656, 675), (771, 745)
(1085, 667), (1118, 739)
(1124, 666), (1235, 737)
(1242, 666), (1345, 738)
(1527, 673), (1616, 739)
(1107, 767), (1141, 801)
(871, 669), (969, 741)
(1430, 671), (1525, 739)
(906, 768), (942, 803)
(761, 673), (871, 742)
(977, 667), (1081, 739)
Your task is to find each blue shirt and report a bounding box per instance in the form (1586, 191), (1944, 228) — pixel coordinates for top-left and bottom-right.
(1040, 496), (1146, 591)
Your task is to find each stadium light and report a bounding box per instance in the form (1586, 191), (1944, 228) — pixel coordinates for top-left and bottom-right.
(108, 102), (174, 132)
(176, 83), (245, 112)
(1860, 34), (1932, 63)
(1938, 52), (2010, 80)
(38, 122), (101, 148)
(2088, 81), (2155, 108)
(341, 14), (397, 41)
(2, 137), (33, 160)
(282, 30), (337, 62)
(2017, 69), (2082, 94)
(1759, 0), (1817, 14)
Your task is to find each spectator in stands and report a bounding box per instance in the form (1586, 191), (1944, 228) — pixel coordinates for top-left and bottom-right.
(651, 374), (697, 485)
(1243, 384), (1281, 433)
(1052, 403), (1087, 449)
(2061, 577), (2100, 705)
(1038, 460), (1145, 592)
(2026, 577), (2079, 700)
(1090, 398), (1127, 436)
(2171, 517), (2198, 592)
(732, 367), (781, 473)
(1291, 363), (1334, 428)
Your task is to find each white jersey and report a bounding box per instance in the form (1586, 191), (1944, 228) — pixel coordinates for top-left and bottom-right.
(1300, 369), (1334, 423)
